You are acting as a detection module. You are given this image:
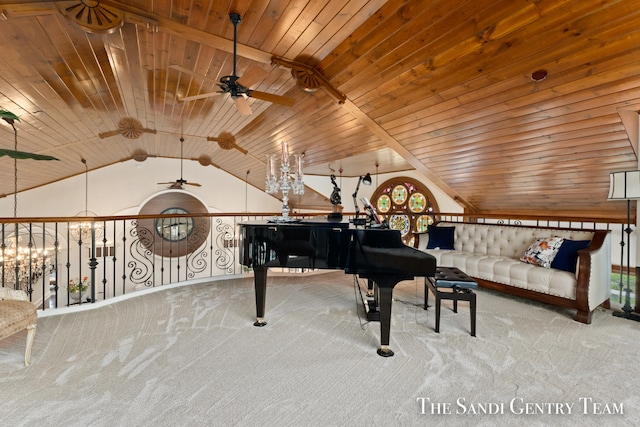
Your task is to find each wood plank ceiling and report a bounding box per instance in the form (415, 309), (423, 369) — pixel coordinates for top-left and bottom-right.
(0, 0), (638, 219)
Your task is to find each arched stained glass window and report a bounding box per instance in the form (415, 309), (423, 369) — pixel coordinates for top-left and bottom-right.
(370, 177), (439, 246)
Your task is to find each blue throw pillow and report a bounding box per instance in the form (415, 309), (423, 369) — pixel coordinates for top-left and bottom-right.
(426, 226), (455, 250)
(551, 239), (590, 273)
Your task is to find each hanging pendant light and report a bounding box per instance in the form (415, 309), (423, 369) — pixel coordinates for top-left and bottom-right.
(0, 111), (54, 292)
(69, 158), (104, 243)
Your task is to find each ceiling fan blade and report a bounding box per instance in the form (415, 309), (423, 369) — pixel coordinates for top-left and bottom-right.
(248, 90), (295, 107)
(234, 96), (252, 116)
(178, 92), (222, 102)
(157, 181), (200, 188)
(237, 65), (269, 88)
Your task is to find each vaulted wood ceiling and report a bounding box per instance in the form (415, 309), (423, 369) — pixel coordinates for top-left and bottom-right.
(0, 0), (638, 219)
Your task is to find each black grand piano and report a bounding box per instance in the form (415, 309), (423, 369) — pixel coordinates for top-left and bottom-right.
(239, 218), (436, 356)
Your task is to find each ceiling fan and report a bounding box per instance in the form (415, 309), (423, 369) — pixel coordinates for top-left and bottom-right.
(158, 137), (201, 189)
(176, 13), (295, 115)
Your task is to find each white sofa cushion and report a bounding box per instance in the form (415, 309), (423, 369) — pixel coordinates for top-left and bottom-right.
(440, 223), (593, 257)
(426, 248), (577, 299)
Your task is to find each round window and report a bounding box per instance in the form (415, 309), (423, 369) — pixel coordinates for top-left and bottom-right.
(155, 207), (194, 242)
(371, 177), (439, 245)
(137, 192), (210, 258)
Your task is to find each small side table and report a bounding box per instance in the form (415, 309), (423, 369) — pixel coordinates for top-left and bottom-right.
(425, 267), (477, 336)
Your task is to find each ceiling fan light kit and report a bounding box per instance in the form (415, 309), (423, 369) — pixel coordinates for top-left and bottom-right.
(233, 94), (252, 116)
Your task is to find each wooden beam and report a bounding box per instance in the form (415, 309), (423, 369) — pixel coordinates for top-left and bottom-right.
(0, 2), (56, 17)
(100, 1), (273, 64)
(4, 1), (274, 63)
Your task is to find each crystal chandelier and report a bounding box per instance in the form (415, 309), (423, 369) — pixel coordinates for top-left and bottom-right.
(69, 158), (104, 243)
(0, 228), (52, 292)
(265, 141), (304, 221)
(69, 220), (103, 242)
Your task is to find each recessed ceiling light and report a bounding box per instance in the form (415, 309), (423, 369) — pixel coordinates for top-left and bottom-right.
(531, 70), (548, 82)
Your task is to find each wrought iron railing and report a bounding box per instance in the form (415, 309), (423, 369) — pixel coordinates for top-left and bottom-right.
(0, 212), (322, 311)
(0, 211), (630, 311)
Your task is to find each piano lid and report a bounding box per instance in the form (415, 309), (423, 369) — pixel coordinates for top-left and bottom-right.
(240, 216), (350, 228)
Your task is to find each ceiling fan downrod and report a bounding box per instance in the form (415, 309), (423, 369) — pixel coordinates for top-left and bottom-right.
(229, 13), (241, 81)
(179, 136), (185, 184)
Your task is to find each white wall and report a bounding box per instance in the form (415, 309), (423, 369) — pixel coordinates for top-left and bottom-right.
(0, 159), (461, 217)
(0, 158), (282, 217)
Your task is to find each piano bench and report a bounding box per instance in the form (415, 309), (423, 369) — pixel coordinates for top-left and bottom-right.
(425, 267), (477, 337)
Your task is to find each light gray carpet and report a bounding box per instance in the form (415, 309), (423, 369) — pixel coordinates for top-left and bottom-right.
(1, 271), (638, 427)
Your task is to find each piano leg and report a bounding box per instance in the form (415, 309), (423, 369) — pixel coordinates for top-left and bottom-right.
(365, 274), (414, 357)
(253, 266), (268, 327)
(377, 285), (395, 357)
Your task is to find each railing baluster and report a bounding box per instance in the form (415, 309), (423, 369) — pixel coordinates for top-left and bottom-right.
(619, 222), (625, 303)
(111, 220), (117, 300)
(121, 220), (127, 295)
(65, 224), (71, 306)
(0, 211), (630, 310)
(101, 219), (107, 300)
(89, 223), (97, 304)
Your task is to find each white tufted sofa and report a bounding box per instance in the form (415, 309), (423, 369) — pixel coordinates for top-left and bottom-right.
(416, 221), (612, 324)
